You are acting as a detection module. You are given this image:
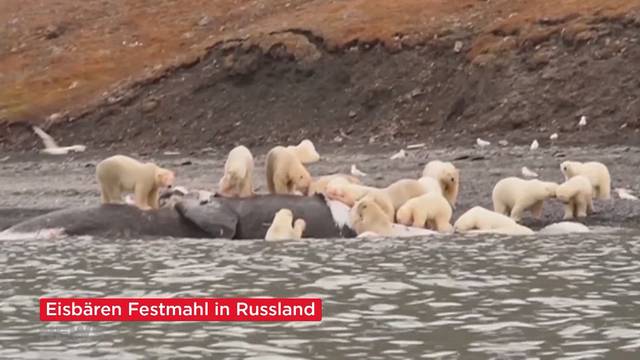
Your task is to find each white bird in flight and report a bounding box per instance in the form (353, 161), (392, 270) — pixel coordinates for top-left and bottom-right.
(476, 138), (490, 147)
(550, 133), (558, 140)
(530, 139), (539, 151)
(521, 166), (538, 178)
(351, 164), (367, 177)
(33, 126), (86, 155)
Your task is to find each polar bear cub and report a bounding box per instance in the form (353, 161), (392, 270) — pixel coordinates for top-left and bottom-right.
(422, 160), (460, 207)
(286, 139), (320, 164)
(555, 175), (594, 219)
(560, 161), (611, 199)
(492, 177), (558, 222)
(453, 206), (535, 235)
(395, 192), (453, 232)
(218, 145), (254, 197)
(96, 155), (175, 210)
(266, 146), (312, 195)
(265, 209), (306, 241)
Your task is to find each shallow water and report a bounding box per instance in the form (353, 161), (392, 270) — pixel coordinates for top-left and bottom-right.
(2, 232), (640, 359)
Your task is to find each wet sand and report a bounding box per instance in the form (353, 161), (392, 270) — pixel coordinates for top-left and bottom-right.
(1, 145), (639, 232)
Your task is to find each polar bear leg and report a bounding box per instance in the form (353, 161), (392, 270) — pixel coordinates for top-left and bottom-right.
(412, 210), (427, 228)
(493, 200), (509, 216)
(273, 174), (291, 194)
(563, 202), (574, 220)
(134, 183), (153, 210)
(434, 216), (452, 232)
(509, 204), (526, 222)
(575, 197), (588, 218)
(147, 189), (160, 209)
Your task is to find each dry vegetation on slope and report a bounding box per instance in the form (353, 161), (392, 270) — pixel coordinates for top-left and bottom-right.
(1, 0), (639, 151)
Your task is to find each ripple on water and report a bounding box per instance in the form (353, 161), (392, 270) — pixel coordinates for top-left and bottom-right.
(1, 233), (640, 358)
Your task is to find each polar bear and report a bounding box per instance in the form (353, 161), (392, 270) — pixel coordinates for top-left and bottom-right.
(218, 145), (254, 197)
(492, 177), (558, 222)
(308, 174), (361, 196)
(286, 139), (320, 164)
(560, 161), (611, 199)
(326, 182), (395, 221)
(422, 160), (460, 207)
(349, 196), (394, 236)
(555, 175), (594, 219)
(395, 192), (453, 232)
(417, 176), (444, 196)
(382, 179), (429, 209)
(265, 146), (312, 195)
(453, 206), (535, 235)
(96, 155), (175, 210)
(265, 208), (306, 241)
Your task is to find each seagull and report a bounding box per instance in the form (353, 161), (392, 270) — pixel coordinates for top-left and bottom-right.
(351, 164), (367, 177)
(476, 138), (490, 147)
(390, 149), (406, 160)
(615, 188), (638, 200)
(578, 115), (587, 128)
(550, 133), (558, 140)
(530, 139), (539, 151)
(521, 166), (538, 178)
(33, 126), (86, 155)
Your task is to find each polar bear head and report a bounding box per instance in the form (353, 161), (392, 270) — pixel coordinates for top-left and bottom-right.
(560, 161), (582, 180)
(155, 168), (176, 189)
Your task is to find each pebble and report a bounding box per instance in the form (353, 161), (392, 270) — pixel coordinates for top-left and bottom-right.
(142, 98), (159, 113)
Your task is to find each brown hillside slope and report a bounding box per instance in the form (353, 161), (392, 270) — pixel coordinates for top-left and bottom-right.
(1, 0), (640, 151)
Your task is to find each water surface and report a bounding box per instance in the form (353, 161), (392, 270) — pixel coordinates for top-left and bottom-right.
(1, 232), (640, 359)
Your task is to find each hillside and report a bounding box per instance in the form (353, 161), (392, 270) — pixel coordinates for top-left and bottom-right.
(2, 0), (640, 151)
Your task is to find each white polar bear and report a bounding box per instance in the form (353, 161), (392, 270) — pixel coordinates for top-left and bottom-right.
(417, 176), (443, 196)
(382, 178), (430, 210)
(422, 160), (460, 207)
(286, 139), (320, 164)
(265, 209), (306, 241)
(560, 161), (611, 200)
(492, 177), (558, 222)
(555, 175), (594, 219)
(350, 196), (440, 238)
(218, 145), (254, 197)
(395, 192), (453, 232)
(453, 206), (535, 235)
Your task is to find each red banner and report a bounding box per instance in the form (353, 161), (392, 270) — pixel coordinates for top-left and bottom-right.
(40, 298), (322, 322)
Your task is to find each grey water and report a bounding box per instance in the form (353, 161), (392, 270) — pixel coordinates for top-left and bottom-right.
(1, 232), (640, 359)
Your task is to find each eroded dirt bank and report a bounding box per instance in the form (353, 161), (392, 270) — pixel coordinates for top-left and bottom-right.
(2, 6), (640, 153)
(2, 146), (639, 232)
